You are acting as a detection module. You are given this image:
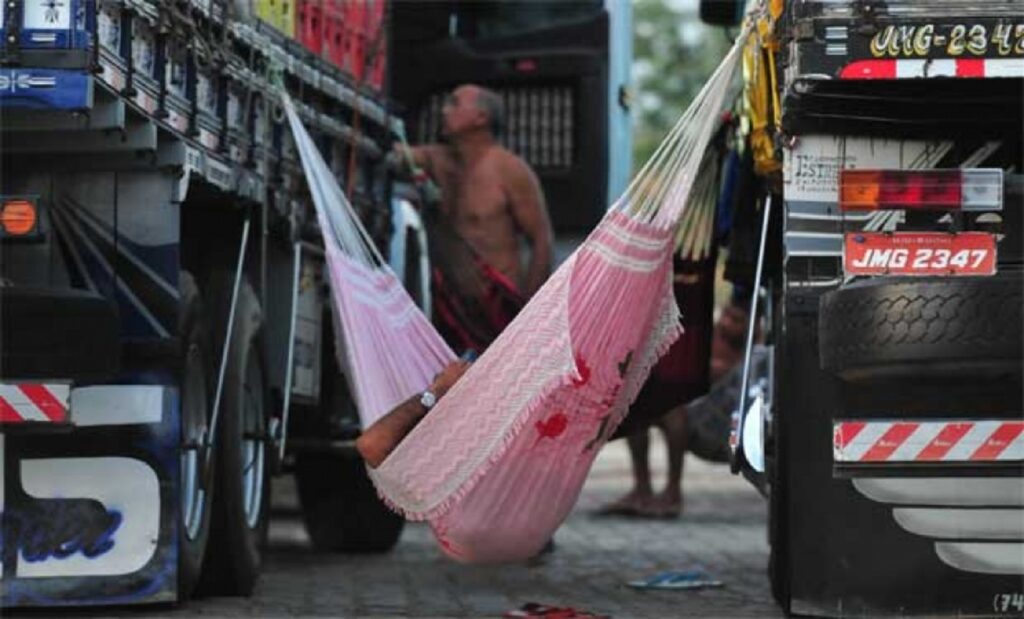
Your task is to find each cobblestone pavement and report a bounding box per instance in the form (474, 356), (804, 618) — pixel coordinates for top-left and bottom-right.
(166, 438), (781, 618)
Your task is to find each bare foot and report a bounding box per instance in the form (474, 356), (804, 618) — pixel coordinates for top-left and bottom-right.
(595, 489), (654, 517)
(648, 492), (683, 519)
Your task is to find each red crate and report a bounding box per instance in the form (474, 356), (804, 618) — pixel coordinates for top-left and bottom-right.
(322, 1), (346, 68)
(297, 0), (324, 55)
(366, 33), (386, 91)
(364, 27), (386, 90)
(350, 0), (386, 87)
(364, 0), (385, 37)
(341, 24), (365, 79)
(317, 1), (387, 85)
(344, 0), (367, 37)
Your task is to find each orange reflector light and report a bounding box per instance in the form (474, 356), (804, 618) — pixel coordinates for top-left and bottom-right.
(840, 169), (1003, 212)
(1, 199), (38, 236)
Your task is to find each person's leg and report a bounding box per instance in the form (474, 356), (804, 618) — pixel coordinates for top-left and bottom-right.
(652, 404), (688, 518)
(628, 429), (654, 498)
(597, 429), (655, 515)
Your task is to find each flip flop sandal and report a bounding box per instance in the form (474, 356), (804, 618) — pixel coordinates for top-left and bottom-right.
(627, 570), (724, 590)
(505, 603), (610, 618)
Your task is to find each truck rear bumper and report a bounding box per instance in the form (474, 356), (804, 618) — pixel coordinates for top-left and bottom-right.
(0, 286), (118, 381)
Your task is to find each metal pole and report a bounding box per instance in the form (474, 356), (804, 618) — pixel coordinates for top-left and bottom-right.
(732, 194), (772, 474)
(277, 241), (302, 463)
(204, 217), (251, 473)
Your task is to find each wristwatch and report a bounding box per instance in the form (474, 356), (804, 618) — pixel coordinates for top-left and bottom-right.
(419, 389), (437, 410)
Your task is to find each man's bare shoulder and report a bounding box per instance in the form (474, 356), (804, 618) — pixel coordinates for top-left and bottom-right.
(493, 147), (539, 183)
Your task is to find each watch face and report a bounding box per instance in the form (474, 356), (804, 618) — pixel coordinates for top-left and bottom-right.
(420, 390), (437, 409)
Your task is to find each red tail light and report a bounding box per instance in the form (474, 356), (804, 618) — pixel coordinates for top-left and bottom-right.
(840, 169), (1003, 212)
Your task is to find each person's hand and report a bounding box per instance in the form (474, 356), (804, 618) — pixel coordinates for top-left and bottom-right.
(430, 360), (471, 398)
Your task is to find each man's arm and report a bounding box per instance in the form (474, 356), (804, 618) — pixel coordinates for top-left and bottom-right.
(505, 157), (554, 296)
(355, 360), (470, 468)
(355, 394), (428, 468)
(391, 143), (435, 176)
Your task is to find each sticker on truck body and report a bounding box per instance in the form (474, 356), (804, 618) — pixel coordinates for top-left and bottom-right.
(834, 420), (1023, 463)
(0, 384), (70, 424)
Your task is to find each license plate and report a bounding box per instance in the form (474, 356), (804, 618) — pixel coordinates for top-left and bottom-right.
(844, 232), (996, 276)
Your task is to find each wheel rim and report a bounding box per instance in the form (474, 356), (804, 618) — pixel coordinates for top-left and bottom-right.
(181, 343), (209, 541)
(241, 352), (266, 528)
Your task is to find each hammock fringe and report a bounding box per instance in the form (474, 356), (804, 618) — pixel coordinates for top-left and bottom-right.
(372, 294), (685, 529)
(372, 370), (577, 523)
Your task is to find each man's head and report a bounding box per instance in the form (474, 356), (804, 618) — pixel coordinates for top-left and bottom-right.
(442, 84), (504, 139)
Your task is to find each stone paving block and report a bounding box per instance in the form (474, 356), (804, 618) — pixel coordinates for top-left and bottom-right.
(89, 442), (781, 618)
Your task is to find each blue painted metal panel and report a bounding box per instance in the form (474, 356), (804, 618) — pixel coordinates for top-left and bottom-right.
(15, 0), (92, 50)
(50, 187), (179, 341)
(0, 68), (91, 110)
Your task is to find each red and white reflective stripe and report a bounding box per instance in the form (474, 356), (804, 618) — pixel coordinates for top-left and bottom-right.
(835, 420), (1024, 463)
(840, 58), (1024, 80)
(0, 384), (70, 423)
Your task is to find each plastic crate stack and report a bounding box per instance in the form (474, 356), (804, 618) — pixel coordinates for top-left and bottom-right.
(293, 0), (387, 91)
(255, 0), (297, 37)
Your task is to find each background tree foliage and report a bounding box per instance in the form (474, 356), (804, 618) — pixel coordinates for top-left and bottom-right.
(632, 0), (734, 171)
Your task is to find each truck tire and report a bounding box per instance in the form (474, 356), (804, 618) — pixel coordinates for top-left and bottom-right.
(199, 271), (271, 595)
(819, 276), (1022, 382)
(294, 452), (405, 553)
(178, 272), (215, 600)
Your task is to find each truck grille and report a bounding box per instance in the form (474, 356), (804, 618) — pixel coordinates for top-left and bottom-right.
(417, 86), (575, 170)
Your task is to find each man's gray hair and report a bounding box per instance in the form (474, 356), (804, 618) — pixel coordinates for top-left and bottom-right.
(474, 86), (505, 138)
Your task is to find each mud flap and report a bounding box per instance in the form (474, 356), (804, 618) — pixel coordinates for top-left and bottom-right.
(779, 289), (1023, 617)
(1, 382), (180, 607)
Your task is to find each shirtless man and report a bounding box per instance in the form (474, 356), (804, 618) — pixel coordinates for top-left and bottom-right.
(405, 84), (554, 299)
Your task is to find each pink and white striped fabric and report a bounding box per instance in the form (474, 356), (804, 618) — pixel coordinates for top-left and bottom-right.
(286, 98), (454, 427)
(325, 249), (455, 426)
(370, 212), (681, 561)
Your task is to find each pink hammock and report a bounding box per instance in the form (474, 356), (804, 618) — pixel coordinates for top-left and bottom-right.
(283, 33), (744, 563)
(285, 98), (454, 427)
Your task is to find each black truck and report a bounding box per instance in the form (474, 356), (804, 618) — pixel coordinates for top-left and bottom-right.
(703, 1), (1023, 616)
